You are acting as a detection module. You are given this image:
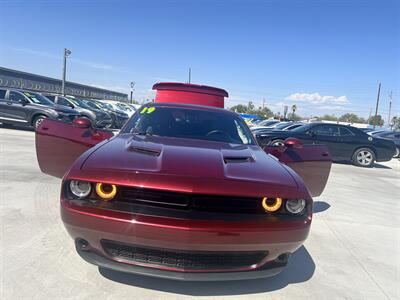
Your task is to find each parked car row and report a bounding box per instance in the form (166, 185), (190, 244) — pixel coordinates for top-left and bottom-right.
(251, 121), (398, 167)
(0, 88), (136, 129)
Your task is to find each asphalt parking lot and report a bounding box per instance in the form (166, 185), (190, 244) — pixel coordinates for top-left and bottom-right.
(1, 126), (399, 300)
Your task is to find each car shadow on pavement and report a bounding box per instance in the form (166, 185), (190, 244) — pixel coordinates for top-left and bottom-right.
(98, 245), (315, 296)
(0, 123), (34, 132)
(313, 201), (330, 213)
(333, 160), (392, 169)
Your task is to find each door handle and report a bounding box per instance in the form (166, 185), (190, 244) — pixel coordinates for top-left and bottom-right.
(321, 152), (329, 157)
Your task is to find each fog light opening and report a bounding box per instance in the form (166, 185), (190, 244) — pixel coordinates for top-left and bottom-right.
(76, 239), (90, 251)
(277, 253), (290, 263)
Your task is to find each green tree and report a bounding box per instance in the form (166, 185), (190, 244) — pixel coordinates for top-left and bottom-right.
(230, 104), (248, 113)
(255, 106), (274, 119)
(338, 113), (366, 123)
(368, 115), (384, 126)
(288, 112), (302, 121)
(316, 114), (338, 121)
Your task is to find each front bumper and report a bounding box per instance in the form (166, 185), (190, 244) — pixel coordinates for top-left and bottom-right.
(76, 242), (287, 281)
(95, 118), (113, 128)
(113, 116), (129, 128)
(61, 198), (311, 280)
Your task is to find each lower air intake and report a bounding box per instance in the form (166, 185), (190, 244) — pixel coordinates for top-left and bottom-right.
(102, 240), (267, 270)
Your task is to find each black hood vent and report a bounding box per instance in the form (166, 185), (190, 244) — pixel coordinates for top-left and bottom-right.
(223, 156), (254, 164)
(129, 146), (161, 156)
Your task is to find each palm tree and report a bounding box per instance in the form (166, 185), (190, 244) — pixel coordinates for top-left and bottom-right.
(291, 104), (297, 120)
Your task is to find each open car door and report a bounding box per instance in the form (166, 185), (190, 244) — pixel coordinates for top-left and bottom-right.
(264, 139), (332, 197)
(36, 118), (114, 178)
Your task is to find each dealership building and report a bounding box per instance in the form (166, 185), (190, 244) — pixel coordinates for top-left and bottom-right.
(0, 67), (128, 102)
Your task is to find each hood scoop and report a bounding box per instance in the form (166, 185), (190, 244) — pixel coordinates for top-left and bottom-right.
(129, 146), (161, 157)
(223, 156), (254, 164)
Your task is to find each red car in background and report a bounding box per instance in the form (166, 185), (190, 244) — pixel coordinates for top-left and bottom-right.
(35, 101), (331, 281)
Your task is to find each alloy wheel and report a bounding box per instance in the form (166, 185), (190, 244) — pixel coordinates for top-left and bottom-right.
(356, 150), (373, 166)
(34, 117), (45, 129)
(271, 140), (285, 147)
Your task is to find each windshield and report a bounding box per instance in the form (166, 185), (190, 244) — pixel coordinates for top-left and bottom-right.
(274, 122), (291, 130)
(23, 92), (54, 105)
(93, 101), (111, 110)
(258, 120), (278, 127)
(66, 97), (92, 109)
(117, 103), (134, 112)
(123, 106), (255, 145)
(85, 100), (105, 110)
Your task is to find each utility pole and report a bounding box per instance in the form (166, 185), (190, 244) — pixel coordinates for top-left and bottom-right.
(262, 98), (265, 109)
(188, 67), (191, 84)
(130, 82), (135, 104)
(373, 82), (381, 130)
(388, 91), (392, 126)
(61, 48), (71, 96)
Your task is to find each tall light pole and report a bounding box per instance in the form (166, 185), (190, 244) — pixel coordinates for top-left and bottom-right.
(61, 48), (71, 96)
(388, 91), (392, 126)
(372, 82), (381, 130)
(130, 81), (135, 103)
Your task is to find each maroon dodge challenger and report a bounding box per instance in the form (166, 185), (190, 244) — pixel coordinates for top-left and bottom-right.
(35, 102), (331, 280)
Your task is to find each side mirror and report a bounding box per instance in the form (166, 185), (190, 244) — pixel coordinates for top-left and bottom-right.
(284, 137), (303, 149)
(21, 99), (29, 106)
(72, 117), (92, 129)
(68, 103), (75, 109)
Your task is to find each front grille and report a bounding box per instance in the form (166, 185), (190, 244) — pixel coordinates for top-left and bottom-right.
(118, 187), (264, 214)
(102, 240), (267, 270)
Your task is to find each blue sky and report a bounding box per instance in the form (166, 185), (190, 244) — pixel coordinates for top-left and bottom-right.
(0, 0), (398, 120)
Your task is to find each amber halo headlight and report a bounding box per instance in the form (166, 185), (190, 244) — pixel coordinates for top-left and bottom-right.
(286, 199), (306, 214)
(262, 197), (282, 213)
(69, 180), (91, 198)
(95, 183), (117, 200)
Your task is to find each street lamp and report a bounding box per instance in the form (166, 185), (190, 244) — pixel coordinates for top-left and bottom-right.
(130, 81), (135, 103)
(61, 48), (72, 96)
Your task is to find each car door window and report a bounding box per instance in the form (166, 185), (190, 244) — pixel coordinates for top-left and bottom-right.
(313, 125), (340, 136)
(9, 91), (28, 104)
(0, 89), (6, 99)
(339, 127), (354, 136)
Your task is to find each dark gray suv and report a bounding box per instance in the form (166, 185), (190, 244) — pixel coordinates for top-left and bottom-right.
(0, 89), (80, 128)
(45, 95), (112, 128)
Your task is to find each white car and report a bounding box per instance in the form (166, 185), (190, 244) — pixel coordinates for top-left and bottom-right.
(101, 100), (136, 117)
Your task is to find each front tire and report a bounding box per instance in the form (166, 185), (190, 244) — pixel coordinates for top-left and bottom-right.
(393, 147), (400, 158)
(352, 148), (375, 167)
(270, 139), (285, 147)
(32, 115), (47, 129)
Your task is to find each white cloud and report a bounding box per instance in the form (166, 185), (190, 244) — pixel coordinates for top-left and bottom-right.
(285, 92), (350, 105)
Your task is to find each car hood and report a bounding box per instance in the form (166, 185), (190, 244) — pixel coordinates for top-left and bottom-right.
(81, 134), (298, 190)
(30, 103), (78, 114)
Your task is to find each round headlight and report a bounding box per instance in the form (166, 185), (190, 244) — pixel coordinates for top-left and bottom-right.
(262, 197), (282, 213)
(286, 199), (306, 214)
(95, 183), (117, 200)
(69, 180), (91, 198)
